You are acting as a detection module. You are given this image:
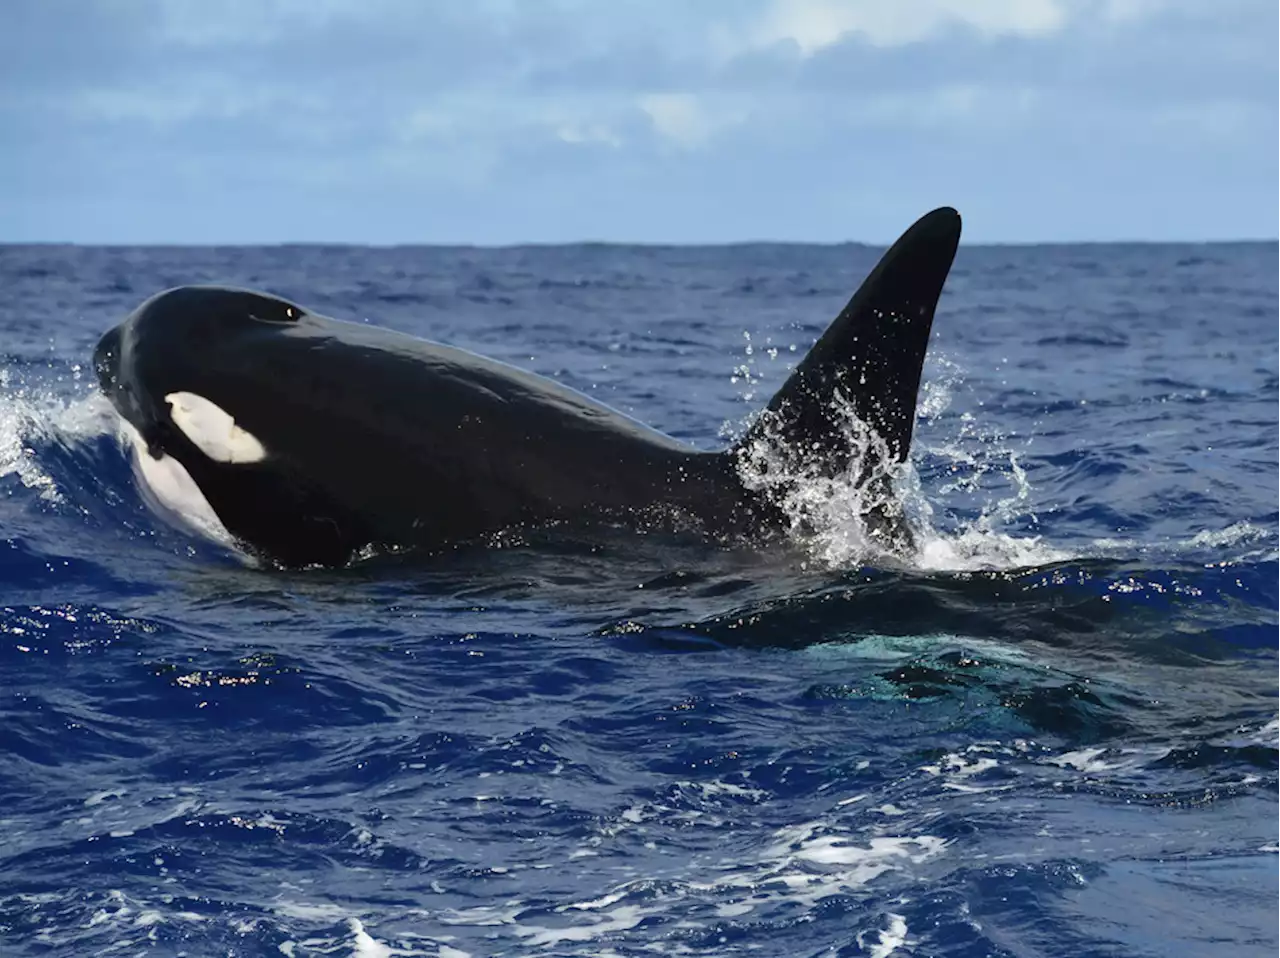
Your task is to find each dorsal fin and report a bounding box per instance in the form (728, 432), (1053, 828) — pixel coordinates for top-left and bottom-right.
(733, 206), (961, 474)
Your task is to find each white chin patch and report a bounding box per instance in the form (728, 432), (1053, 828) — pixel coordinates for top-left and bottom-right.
(165, 391), (267, 464)
(120, 421), (237, 549)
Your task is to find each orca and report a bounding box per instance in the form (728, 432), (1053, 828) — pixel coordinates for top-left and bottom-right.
(93, 207), (962, 568)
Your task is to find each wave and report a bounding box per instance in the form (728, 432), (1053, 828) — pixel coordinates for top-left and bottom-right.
(0, 366), (240, 580)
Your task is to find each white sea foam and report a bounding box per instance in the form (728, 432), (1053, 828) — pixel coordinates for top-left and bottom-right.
(1047, 747), (1114, 774)
(270, 905), (450, 957)
(418, 787), (949, 952)
(860, 912), (909, 958)
(1183, 520), (1273, 551)
(348, 918), (395, 958)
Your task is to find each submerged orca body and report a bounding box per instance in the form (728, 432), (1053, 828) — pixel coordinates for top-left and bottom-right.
(93, 207), (962, 567)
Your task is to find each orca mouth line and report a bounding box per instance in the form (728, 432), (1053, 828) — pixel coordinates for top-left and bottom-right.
(92, 206), (963, 569)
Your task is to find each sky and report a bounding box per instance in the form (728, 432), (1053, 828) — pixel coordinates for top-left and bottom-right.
(2, 0), (1276, 244)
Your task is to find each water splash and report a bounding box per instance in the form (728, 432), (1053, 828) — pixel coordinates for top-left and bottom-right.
(911, 451), (1070, 571)
(917, 354), (965, 420)
(720, 329), (800, 442)
(735, 388), (919, 568)
(734, 362), (1069, 574)
(0, 371), (113, 505)
(727, 329), (763, 405)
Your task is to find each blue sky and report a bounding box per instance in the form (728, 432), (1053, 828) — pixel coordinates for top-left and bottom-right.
(2, 0), (1276, 244)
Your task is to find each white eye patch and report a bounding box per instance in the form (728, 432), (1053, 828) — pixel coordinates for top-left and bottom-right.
(165, 391), (267, 464)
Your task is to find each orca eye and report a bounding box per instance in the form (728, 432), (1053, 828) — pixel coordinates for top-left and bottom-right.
(250, 303), (303, 324)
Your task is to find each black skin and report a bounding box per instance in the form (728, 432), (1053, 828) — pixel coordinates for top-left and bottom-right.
(94, 207), (962, 568)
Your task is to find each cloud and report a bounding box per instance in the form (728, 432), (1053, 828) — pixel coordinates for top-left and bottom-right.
(0, 0), (1274, 242)
(638, 93), (751, 149)
(733, 0), (1069, 55)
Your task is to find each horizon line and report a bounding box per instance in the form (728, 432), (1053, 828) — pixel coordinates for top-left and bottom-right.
(3, 235), (1277, 249)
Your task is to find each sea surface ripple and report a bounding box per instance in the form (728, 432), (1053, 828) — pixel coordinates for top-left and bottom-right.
(1, 240), (1276, 956)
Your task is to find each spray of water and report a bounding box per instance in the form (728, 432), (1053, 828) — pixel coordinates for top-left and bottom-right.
(0, 368), (114, 505)
(727, 340), (1070, 573)
(735, 389), (921, 569)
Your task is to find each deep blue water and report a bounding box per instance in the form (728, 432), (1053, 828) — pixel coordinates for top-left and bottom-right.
(0, 239), (1276, 957)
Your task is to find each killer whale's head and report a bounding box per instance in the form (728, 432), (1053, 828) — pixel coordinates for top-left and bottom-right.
(93, 286), (305, 461)
(94, 286), (367, 566)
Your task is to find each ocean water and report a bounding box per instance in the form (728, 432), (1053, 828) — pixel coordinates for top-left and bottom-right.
(0, 239), (1275, 957)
